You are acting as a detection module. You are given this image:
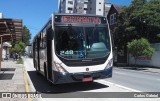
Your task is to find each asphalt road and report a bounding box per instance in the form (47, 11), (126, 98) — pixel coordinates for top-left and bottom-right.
(23, 57), (131, 93)
(108, 68), (160, 92)
(23, 57), (160, 101)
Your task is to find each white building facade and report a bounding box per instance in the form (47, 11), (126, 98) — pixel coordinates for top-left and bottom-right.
(0, 12), (3, 19)
(87, 0), (104, 16)
(58, 0), (104, 16)
(129, 43), (160, 68)
(104, 2), (111, 16)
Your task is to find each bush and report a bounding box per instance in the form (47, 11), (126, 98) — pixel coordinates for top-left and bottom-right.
(16, 59), (23, 64)
(127, 38), (155, 66)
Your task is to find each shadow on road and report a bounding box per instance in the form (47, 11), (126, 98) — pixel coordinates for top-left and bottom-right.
(27, 71), (109, 94)
(116, 67), (149, 71)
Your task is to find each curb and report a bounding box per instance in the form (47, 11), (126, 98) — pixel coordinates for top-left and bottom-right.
(139, 70), (160, 74)
(114, 67), (160, 74)
(23, 65), (32, 101)
(23, 58), (43, 101)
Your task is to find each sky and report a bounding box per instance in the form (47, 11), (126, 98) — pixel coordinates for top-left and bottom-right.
(0, 0), (132, 41)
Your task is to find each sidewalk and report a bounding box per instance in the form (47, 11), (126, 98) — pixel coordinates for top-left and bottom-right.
(0, 60), (27, 101)
(139, 67), (160, 73)
(115, 66), (160, 74)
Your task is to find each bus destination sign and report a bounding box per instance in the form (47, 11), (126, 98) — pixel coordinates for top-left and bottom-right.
(54, 15), (107, 24)
(61, 16), (101, 24)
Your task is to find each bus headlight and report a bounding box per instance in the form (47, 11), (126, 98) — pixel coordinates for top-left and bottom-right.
(54, 62), (67, 75)
(105, 58), (113, 69)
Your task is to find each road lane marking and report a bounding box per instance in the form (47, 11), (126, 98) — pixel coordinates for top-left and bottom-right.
(114, 72), (127, 75)
(23, 65), (32, 101)
(24, 58), (44, 101)
(156, 79), (160, 81)
(98, 80), (141, 92)
(100, 80), (160, 101)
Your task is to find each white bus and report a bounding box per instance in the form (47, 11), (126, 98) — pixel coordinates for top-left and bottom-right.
(32, 13), (113, 84)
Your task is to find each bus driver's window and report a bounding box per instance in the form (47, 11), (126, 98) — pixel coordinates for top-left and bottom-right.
(98, 31), (109, 49)
(99, 32), (105, 43)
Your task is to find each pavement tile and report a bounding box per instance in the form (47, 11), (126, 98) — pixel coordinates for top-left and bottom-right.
(0, 60), (26, 100)
(0, 98), (27, 101)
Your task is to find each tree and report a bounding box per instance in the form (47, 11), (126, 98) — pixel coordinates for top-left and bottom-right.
(22, 25), (31, 45)
(11, 41), (25, 57)
(113, 0), (160, 45)
(127, 38), (155, 66)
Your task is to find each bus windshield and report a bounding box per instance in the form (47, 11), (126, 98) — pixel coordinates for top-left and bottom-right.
(55, 26), (110, 59)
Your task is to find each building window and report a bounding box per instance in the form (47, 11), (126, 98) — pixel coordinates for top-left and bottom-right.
(79, 7), (82, 9)
(68, 7), (73, 10)
(110, 13), (116, 25)
(99, 2), (101, 4)
(99, 9), (101, 11)
(68, 1), (73, 4)
(84, 8), (88, 10)
(84, 2), (88, 4)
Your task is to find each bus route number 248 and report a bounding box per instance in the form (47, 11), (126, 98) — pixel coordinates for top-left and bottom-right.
(60, 50), (74, 55)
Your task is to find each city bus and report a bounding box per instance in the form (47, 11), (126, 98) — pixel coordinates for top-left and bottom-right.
(32, 13), (113, 84)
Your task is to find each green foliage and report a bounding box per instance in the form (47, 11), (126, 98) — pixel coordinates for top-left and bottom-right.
(157, 34), (160, 38)
(11, 25), (31, 55)
(22, 25), (31, 45)
(127, 38), (155, 65)
(11, 41), (26, 55)
(16, 59), (23, 64)
(113, 0), (160, 45)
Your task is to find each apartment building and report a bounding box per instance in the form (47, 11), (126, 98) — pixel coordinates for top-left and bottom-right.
(58, 0), (104, 16)
(87, 0), (104, 16)
(58, 0), (75, 13)
(74, 0), (88, 14)
(104, 2), (111, 17)
(0, 13), (3, 18)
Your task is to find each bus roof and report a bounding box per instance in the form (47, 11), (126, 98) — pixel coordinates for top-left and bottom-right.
(32, 13), (108, 43)
(54, 13), (106, 17)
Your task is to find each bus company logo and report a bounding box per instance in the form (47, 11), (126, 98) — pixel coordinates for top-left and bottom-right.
(86, 68), (89, 71)
(2, 93), (12, 98)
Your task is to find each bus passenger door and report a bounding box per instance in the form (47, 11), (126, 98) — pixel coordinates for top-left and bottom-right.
(37, 37), (40, 71)
(46, 27), (53, 81)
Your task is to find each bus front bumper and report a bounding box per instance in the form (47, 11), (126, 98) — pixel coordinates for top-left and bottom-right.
(53, 67), (112, 84)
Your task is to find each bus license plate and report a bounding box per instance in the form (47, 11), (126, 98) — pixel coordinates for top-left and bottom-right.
(82, 77), (93, 82)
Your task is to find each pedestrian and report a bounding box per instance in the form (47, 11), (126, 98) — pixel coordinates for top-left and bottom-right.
(15, 53), (18, 60)
(2, 49), (6, 61)
(6, 54), (9, 61)
(13, 53), (15, 61)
